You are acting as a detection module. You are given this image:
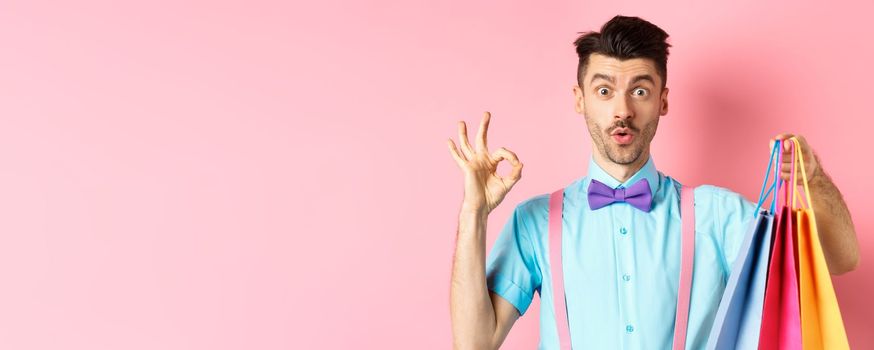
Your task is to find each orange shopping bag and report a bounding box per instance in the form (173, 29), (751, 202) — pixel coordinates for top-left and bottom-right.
(788, 137), (850, 350)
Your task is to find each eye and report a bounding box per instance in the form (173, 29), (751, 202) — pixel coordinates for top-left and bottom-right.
(633, 88), (648, 96)
(598, 87), (610, 96)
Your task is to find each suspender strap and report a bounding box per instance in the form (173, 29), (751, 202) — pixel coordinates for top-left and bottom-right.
(548, 188), (571, 350)
(548, 185), (695, 350)
(674, 185), (696, 350)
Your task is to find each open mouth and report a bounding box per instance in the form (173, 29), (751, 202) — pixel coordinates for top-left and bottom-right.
(611, 129), (634, 145)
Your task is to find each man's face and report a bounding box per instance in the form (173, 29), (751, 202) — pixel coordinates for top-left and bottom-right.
(573, 53), (669, 165)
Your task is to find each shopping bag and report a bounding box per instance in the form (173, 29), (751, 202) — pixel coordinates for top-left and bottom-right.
(788, 138), (851, 350)
(705, 140), (781, 350)
(758, 140), (802, 349)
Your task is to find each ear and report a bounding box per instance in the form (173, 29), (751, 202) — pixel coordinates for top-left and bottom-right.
(573, 85), (585, 114)
(659, 87), (669, 116)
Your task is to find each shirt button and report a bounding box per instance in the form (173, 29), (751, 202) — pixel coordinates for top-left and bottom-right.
(623, 274), (631, 282)
(626, 325), (634, 333)
(619, 227), (628, 235)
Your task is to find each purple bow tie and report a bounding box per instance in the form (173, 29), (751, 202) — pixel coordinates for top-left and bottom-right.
(587, 178), (653, 212)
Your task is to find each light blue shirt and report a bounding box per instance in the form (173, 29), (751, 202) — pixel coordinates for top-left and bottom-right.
(485, 154), (758, 349)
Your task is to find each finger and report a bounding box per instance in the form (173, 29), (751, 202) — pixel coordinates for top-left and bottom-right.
(476, 111), (491, 153)
(457, 121), (475, 159)
(769, 136), (793, 153)
(780, 149), (793, 164)
(492, 147), (523, 181)
(791, 136), (812, 157)
(779, 163), (809, 184)
(780, 175), (804, 186)
(787, 141), (812, 163)
(790, 136), (809, 152)
(794, 136), (817, 175)
(771, 134), (788, 151)
(779, 138), (797, 153)
(508, 159), (523, 182)
(771, 134), (794, 152)
(778, 173), (803, 184)
(781, 163), (800, 175)
(492, 146), (521, 165)
(447, 139), (468, 166)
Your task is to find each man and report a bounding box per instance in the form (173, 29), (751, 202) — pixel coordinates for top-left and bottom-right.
(447, 15), (859, 349)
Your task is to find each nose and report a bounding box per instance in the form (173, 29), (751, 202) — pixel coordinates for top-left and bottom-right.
(613, 94), (633, 121)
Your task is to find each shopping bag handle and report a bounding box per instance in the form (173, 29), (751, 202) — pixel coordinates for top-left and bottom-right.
(756, 139), (782, 214)
(788, 137), (814, 210)
(782, 138), (800, 210)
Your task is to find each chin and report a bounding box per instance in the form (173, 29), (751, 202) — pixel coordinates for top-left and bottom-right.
(607, 148), (642, 165)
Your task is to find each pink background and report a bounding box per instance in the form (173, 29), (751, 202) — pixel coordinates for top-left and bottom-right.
(1, 0), (872, 349)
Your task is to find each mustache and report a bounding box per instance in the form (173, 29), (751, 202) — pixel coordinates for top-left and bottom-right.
(608, 120), (639, 133)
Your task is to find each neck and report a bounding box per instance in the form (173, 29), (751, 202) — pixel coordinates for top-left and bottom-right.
(592, 148), (650, 183)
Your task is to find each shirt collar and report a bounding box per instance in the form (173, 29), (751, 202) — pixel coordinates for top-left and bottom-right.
(584, 153), (660, 195)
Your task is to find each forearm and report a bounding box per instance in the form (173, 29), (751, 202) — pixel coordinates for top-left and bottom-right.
(807, 160), (860, 275)
(450, 206), (498, 349)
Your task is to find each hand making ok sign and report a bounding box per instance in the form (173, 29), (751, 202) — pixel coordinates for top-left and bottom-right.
(447, 112), (524, 215)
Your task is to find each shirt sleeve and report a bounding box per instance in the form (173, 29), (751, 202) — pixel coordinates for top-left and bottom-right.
(485, 201), (543, 316)
(713, 187), (759, 277)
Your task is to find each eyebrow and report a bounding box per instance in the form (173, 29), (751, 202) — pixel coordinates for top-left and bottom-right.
(590, 73), (656, 86)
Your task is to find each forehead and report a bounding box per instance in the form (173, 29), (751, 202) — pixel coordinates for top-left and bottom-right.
(585, 53), (660, 85)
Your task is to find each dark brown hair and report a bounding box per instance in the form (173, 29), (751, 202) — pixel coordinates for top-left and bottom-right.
(574, 15), (671, 90)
